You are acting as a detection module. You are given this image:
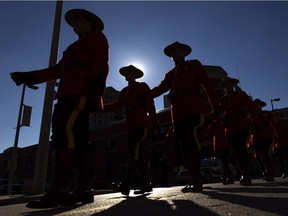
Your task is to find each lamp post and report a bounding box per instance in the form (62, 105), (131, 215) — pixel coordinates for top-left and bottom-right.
(271, 98), (281, 111)
(7, 84), (38, 195)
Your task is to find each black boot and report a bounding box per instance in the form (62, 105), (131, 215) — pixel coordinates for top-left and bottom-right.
(67, 151), (95, 205)
(26, 188), (70, 208)
(240, 175), (252, 186)
(112, 182), (130, 196)
(134, 183), (153, 194)
(27, 149), (75, 208)
(64, 187), (94, 206)
(282, 170), (288, 179)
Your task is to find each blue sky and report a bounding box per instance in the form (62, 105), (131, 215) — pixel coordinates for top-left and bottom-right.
(0, 1), (288, 153)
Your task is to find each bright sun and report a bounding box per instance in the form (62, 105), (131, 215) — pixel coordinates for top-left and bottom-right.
(131, 62), (145, 72)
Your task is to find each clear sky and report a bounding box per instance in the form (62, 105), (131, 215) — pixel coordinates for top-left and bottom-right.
(1, 1), (288, 153)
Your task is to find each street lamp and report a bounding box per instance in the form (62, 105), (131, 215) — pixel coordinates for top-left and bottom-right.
(271, 98), (281, 111)
(7, 84), (38, 195)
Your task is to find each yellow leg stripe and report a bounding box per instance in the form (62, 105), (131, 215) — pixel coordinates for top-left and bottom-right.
(134, 127), (148, 160)
(141, 127), (148, 141)
(195, 114), (205, 149)
(134, 142), (140, 161)
(66, 97), (87, 149)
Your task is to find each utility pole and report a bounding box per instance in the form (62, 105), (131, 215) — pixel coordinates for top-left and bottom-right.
(7, 84), (38, 195)
(7, 85), (26, 195)
(32, 0), (63, 194)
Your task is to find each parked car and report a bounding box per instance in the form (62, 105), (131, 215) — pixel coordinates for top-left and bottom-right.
(175, 159), (225, 185)
(200, 159), (223, 183)
(0, 179), (23, 195)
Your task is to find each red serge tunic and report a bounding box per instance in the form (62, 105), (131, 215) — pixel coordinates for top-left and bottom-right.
(151, 60), (218, 122)
(104, 82), (158, 129)
(207, 121), (230, 151)
(29, 31), (109, 107)
(275, 119), (288, 148)
(251, 110), (277, 142)
(219, 91), (255, 136)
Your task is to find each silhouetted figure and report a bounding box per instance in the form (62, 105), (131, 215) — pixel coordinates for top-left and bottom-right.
(251, 99), (277, 182)
(10, 9), (109, 208)
(207, 119), (234, 185)
(218, 77), (255, 186)
(273, 112), (288, 178)
(103, 65), (158, 196)
(151, 41), (222, 193)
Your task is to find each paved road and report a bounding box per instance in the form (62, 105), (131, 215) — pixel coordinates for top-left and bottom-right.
(0, 177), (287, 216)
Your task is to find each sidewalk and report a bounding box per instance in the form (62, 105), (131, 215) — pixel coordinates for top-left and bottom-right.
(0, 189), (114, 206)
(0, 194), (43, 206)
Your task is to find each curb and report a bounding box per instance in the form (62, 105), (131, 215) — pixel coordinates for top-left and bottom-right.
(0, 189), (114, 206)
(0, 194), (43, 206)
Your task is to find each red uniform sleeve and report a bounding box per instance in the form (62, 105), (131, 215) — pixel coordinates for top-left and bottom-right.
(103, 87), (126, 112)
(194, 60), (218, 107)
(151, 69), (173, 98)
(30, 60), (63, 84)
(142, 83), (158, 126)
(87, 31), (109, 93)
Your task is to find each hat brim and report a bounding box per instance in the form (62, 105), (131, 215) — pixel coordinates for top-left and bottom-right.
(218, 77), (239, 87)
(65, 9), (104, 31)
(164, 42), (192, 57)
(119, 65), (144, 79)
(254, 99), (267, 107)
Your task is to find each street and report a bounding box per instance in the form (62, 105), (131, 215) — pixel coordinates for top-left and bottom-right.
(0, 177), (287, 216)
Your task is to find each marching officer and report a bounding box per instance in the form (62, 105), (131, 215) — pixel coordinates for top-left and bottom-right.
(218, 77), (255, 186)
(207, 119), (234, 185)
(10, 9), (109, 208)
(273, 111), (288, 178)
(103, 65), (158, 196)
(151, 41), (221, 193)
(251, 99), (277, 182)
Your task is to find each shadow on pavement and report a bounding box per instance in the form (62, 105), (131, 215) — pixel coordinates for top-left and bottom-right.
(91, 193), (219, 216)
(202, 182), (288, 216)
(19, 204), (82, 216)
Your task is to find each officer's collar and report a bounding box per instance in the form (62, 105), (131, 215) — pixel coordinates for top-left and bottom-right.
(174, 59), (186, 66)
(128, 81), (138, 86)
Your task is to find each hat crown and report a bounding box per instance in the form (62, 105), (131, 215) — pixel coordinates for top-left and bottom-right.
(219, 77), (239, 87)
(119, 65), (144, 79)
(65, 8), (104, 31)
(254, 98), (267, 107)
(164, 41), (192, 57)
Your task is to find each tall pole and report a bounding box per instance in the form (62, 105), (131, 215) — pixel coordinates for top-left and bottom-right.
(32, 0), (63, 194)
(7, 85), (26, 195)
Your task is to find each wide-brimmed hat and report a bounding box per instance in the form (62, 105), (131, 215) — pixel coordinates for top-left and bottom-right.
(119, 65), (144, 79)
(254, 98), (267, 107)
(164, 41), (192, 57)
(218, 77), (239, 87)
(65, 9), (104, 31)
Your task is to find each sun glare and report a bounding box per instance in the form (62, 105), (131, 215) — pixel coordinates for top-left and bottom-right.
(131, 62), (145, 72)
